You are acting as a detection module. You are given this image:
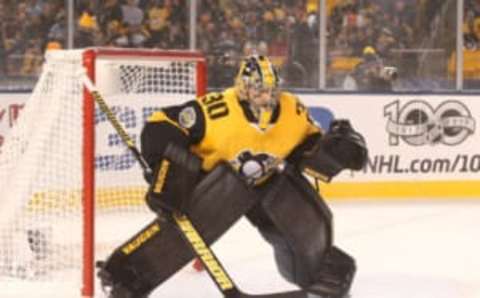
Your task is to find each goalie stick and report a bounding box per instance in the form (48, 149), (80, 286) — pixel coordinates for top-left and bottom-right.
(80, 70), (307, 298)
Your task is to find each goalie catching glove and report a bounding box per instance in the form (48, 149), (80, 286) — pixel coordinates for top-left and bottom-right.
(298, 119), (368, 182)
(146, 142), (203, 214)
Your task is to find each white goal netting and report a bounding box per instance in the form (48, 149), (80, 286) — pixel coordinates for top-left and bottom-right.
(0, 48), (204, 297)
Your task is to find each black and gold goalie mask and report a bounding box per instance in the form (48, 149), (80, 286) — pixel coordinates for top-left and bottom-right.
(235, 55), (280, 112)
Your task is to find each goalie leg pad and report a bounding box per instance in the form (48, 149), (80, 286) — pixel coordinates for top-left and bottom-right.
(97, 217), (186, 297)
(306, 246), (356, 298)
(249, 167), (355, 297)
(98, 163), (259, 297)
(248, 166), (333, 287)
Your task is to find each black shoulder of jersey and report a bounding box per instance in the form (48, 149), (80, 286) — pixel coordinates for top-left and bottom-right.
(141, 100), (205, 172)
(162, 100), (205, 144)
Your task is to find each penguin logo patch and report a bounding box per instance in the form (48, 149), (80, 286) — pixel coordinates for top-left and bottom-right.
(231, 150), (278, 181)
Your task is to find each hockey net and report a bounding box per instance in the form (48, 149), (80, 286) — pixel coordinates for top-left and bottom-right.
(0, 48), (206, 297)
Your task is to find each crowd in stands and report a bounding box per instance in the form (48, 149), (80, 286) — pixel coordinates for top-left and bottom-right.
(0, 0), (63, 77)
(0, 0), (478, 90)
(0, 0), (313, 87)
(328, 0), (416, 60)
(0, 0), (190, 77)
(327, 0), (424, 89)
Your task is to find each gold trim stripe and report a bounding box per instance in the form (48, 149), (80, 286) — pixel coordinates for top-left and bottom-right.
(27, 179), (480, 213)
(320, 180), (480, 200)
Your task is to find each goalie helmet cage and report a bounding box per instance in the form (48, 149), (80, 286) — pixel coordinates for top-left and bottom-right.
(0, 48), (207, 297)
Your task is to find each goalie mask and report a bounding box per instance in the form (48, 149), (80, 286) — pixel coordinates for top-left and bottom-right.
(235, 55), (280, 114)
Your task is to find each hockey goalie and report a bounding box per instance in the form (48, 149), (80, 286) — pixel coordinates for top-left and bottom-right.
(96, 55), (368, 298)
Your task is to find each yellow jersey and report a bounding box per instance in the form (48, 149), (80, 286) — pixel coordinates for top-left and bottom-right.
(147, 87), (320, 181)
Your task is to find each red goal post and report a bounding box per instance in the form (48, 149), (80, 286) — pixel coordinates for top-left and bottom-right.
(0, 48), (207, 298)
(81, 48), (207, 297)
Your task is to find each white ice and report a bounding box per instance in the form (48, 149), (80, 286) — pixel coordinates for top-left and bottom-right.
(2, 199), (480, 298)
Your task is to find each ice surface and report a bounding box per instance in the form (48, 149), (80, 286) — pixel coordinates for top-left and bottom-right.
(1, 199), (479, 298)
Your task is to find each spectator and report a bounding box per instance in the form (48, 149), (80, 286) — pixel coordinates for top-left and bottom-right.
(0, 3), (7, 75)
(243, 10), (259, 41)
(196, 13), (217, 54)
(343, 46), (397, 92)
(98, 0), (123, 30)
(97, 0), (124, 46)
(21, 38), (43, 76)
(374, 27), (396, 60)
(75, 2), (101, 48)
(164, 0), (188, 49)
(208, 44), (239, 88)
(120, 0), (148, 47)
(291, 12), (319, 87)
(46, 8), (67, 49)
(144, 0), (170, 48)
